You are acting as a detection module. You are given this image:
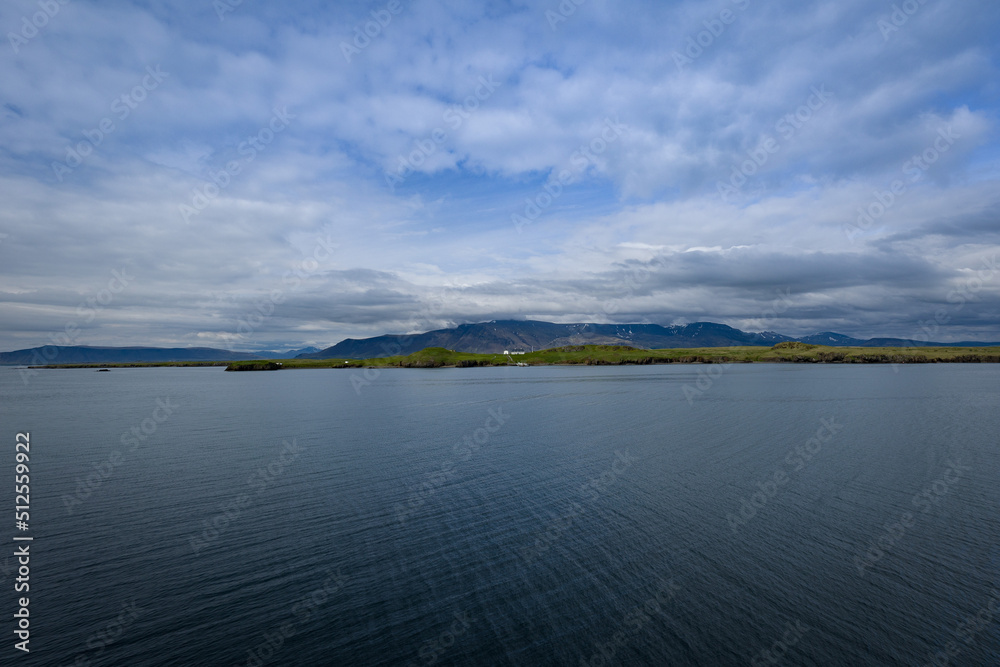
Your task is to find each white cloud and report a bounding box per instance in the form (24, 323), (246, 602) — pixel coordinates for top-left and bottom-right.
(0, 0), (997, 350)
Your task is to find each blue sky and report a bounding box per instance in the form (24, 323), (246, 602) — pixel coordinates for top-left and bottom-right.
(1, 0), (998, 351)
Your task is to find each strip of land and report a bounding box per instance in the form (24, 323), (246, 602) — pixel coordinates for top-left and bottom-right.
(26, 342), (1000, 371)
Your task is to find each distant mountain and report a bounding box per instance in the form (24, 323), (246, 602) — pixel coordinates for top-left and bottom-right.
(298, 320), (797, 359)
(258, 346), (320, 358)
(0, 346), (264, 366)
(300, 320), (1000, 360)
(797, 332), (868, 346)
(4, 325), (997, 366)
(797, 333), (1000, 348)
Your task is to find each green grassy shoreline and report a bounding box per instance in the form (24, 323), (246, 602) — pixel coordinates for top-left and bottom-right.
(26, 342), (1000, 371)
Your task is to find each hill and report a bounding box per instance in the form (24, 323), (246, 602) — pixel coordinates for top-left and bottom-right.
(4, 322), (998, 365)
(298, 320), (795, 359)
(298, 320), (1000, 360)
(220, 343), (1000, 370)
(0, 346), (264, 366)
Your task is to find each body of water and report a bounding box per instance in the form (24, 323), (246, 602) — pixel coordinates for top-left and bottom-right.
(1, 363), (999, 665)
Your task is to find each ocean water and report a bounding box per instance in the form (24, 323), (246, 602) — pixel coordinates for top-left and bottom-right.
(1, 363), (999, 666)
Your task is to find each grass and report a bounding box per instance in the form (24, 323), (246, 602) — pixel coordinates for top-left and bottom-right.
(29, 342), (1000, 371)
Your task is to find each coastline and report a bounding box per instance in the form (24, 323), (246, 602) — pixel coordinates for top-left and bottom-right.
(21, 343), (1000, 370)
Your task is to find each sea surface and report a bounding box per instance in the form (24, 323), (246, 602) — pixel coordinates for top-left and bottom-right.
(1, 363), (999, 666)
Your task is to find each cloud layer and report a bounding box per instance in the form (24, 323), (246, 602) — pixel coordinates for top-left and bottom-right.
(0, 0), (998, 350)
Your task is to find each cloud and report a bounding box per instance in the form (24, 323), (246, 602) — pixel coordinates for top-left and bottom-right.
(0, 0), (997, 350)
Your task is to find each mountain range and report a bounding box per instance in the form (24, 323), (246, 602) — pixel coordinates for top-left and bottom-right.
(1, 322), (997, 365)
(296, 320), (1000, 359)
(0, 345), (318, 366)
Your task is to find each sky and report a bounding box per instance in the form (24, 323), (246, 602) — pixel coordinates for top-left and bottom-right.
(0, 0), (998, 352)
